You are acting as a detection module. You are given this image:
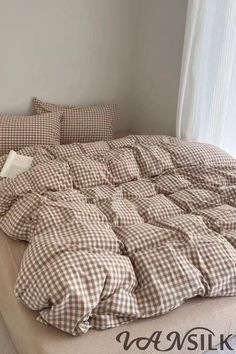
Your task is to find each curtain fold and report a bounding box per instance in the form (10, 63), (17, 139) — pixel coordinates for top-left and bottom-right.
(176, 0), (236, 156)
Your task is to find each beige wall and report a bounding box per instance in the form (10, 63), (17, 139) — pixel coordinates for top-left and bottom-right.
(131, 0), (188, 136)
(0, 0), (187, 136)
(0, 0), (139, 133)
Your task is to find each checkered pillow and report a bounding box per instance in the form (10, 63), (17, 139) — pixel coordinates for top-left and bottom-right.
(0, 112), (61, 156)
(33, 97), (115, 144)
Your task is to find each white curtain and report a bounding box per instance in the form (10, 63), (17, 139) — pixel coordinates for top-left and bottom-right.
(176, 0), (236, 156)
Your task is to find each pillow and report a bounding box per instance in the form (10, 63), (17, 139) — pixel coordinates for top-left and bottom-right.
(33, 97), (115, 144)
(0, 112), (61, 156)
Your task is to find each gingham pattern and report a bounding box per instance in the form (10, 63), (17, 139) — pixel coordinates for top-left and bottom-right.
(0, 193), (42, 241)
(115, 223), (178, 254)
(26, 160), (73, 193)
(0, 178), (16, 215)
(83, 185), (122, 203)
(222, 230), (236, 248)
(33, 97), (115, 144)
(122, 179), (156, 200)
(134, 134), (180, 146)
(108, 136), (136, 150)
(134, 194), (184, 223)
(133, 144), (174, 177)
(97, 198), (143, 226)
(95, 148), (140, 185)
(0, 112), (61, 155)
(165, 140), (236, 167)
(176, 165), (236, 189)
(52, 143), (83, 159)
(1, 135), (236, 336)
(67, 155), (110, 189)
(220, 185), (236, 206)
(0, 153), (8, 170)
(153, 174), (191, 195)
(45, 189), (87, 203)
(80, 141), (110, 154)
(169, 188), (221, 212)
(33, 97), (71, 112)
(197, 204), (236, 233)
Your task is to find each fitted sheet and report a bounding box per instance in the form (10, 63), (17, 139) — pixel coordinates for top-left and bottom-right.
(0, 230), (236, 354)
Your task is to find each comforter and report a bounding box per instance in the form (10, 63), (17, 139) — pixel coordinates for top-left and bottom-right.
(0, 135), (236, 336)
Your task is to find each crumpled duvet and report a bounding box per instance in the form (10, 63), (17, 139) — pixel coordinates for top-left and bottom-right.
(1, 135), (236, 336)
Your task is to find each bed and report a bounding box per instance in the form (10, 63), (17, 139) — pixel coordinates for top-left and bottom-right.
(1, 230), (236, 354)
(1, 133), (236, 354)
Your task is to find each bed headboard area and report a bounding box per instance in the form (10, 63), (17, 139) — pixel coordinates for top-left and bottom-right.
(0, 0), (137, 134)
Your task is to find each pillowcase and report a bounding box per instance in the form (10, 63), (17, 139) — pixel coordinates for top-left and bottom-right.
(0, 112), (61, 156)
(33, 97), (115, 144)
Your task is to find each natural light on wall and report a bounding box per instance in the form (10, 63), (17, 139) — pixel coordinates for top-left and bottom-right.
(176, 0), (236, 156)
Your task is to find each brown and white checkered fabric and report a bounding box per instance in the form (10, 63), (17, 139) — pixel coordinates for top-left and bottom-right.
(33, 97), (115, 144)
(133, 144), (174, 178)
(0, 112), (61, 155)
(108, 136), (136, 150)
(134, 194), (184, 223)
(67, 155), (110, 189)
(0, 192), (42, 241)
(122, 179), (156, 200)
(52, 143), (84, 160)
(1, 135), (236, 336)
(165, 140), (236, 167)
(97, 198), (143, 227)
(83, 185), (122, 203)
(94, 148), (140, 185)
(153, 173), (192, 195)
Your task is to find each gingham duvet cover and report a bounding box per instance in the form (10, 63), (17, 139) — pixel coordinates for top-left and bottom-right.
(1, 135), (236, 336)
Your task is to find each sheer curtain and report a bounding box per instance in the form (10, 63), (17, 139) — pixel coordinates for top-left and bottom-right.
(176, 0), (236, 156)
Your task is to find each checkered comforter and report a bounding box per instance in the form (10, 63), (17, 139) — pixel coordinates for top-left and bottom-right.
(1, 135), (236, 336)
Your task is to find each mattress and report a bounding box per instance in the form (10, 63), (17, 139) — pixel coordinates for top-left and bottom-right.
(1, 230), (236, 354)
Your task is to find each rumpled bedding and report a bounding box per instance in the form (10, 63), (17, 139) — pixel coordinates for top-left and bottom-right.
(1, 135), (236, 336)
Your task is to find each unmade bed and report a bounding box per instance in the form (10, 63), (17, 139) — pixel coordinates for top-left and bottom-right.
(1, 230), (236, 354)
(1, 134), (236, 353)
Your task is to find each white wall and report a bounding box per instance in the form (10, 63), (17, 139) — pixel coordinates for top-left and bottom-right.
(131, 0), (188, 136)
(0, 0), (187, 136)
(0, 0), (139, 133)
